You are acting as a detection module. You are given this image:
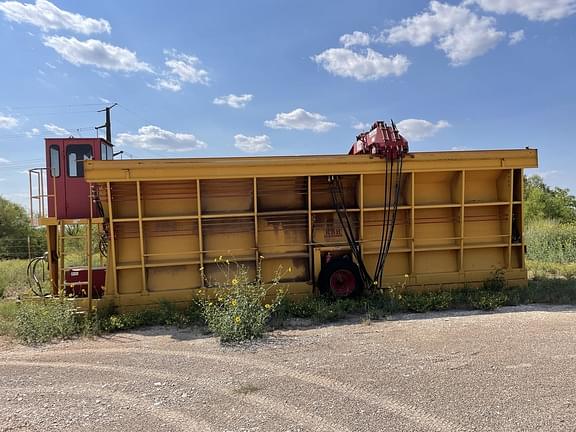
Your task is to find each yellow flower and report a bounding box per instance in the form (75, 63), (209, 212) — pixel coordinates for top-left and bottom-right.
(288, 267), (292, 273)
(231, 278), (239, 286)
(218, 255), (223, 261)
(264, 304), (271, 309)
(234, 316), (241, 324)
(225, 259), (229, 264)
(208, 302), (213, 306)
(218, 296), (223, 302)
(231, 299), (237, 306)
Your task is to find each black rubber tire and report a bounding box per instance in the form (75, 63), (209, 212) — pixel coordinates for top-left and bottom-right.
(318, 257), (362, 298)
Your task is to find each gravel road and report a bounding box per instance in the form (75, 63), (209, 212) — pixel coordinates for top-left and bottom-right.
(1, 305), (575, 432)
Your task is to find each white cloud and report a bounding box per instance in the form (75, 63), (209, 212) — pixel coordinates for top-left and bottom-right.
(25, 127), (40, 137)
(234, 134), (272, 153)
(265, 108), (337, 133)
(508, 30), (525, 45)
(150, 49), (209, 91)
(397, 119), (450, 141)
(43, 36), (152, 73)
(339, 31), (371, 48)
(0, 0), (111, 34)
(44, 123), (70, 136)
(98, 97), (111, 103)
(313, 48), (410, 80)
(470, 0), (576, 21)
(352, 121), (372, 131)
(534, 169), (560, 179)
(150, 78), (182, 92)
(0, 157), (10, 163)
(45, 62), (56, 69)
(0, 113), (18, 129)
(116, 125), (207, 152)
(213, 94), (253, 109)
(450, 146), (474, 151)
(385, 1), (505, 65)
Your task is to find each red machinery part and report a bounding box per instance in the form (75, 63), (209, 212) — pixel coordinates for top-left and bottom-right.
(64, 267), (106, 298)
(348, 121), (408, 160)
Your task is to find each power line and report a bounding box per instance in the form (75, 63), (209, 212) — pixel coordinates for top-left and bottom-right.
(6, 103), (106, 110)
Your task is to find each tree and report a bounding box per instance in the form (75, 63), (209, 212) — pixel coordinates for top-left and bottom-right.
(524, 175), (576, 224)
(0, 196), (46, 259)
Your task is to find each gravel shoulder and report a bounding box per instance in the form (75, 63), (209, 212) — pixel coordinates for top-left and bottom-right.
(1, 305), (576, 432)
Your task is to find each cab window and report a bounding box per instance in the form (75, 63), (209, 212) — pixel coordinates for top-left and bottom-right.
(67, 144), (93, 177)
(49, 145), (60, 177)
(100, 142), (114, 160)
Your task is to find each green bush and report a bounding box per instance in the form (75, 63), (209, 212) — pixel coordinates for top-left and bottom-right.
(466, 290), (508, 311)
(399, 291), (452, 313)
(95, 300), (195, 332)
(15, 300), (79, 344)
(198, 260), (286, 343)
(526, 220), (576, 264)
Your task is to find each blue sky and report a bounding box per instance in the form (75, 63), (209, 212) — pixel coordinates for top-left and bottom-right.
(0, 0), (575, 207)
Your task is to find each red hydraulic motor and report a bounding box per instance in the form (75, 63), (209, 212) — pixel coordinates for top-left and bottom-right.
(349, 120), (409, 160)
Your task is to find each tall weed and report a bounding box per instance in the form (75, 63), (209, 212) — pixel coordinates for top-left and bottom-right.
(526, 220), (576, 263)
(198, 259), (286, 343)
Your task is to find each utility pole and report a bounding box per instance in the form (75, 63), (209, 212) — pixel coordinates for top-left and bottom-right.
(96, 103), (118, 143)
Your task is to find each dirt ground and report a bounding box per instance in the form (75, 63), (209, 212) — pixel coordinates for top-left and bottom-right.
(1, 305), (575, 432)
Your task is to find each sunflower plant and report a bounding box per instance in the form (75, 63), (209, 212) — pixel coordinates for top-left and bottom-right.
(198, 258), (287, 343)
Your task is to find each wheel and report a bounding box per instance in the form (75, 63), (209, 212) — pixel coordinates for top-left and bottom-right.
(318, 258), (362, 298)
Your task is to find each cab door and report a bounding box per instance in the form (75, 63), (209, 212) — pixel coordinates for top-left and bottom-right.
(64, 143), (93, 219)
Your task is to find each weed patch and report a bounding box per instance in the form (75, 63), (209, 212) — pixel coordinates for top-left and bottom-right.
(198, 259), (286, 343)
(14, 300), (79, 344)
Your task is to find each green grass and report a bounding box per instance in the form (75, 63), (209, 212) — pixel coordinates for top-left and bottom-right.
(0, 259), (31, 298)
(526, 220), (576, 263)
(527, 259), (576, 280)
(0, 301), (19, 337)
(1, 278), (576, 345)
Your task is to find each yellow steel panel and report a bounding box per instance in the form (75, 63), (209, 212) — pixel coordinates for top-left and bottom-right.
(200, 179), (253, 214)
(142, 180), (198, 217)
(415, 250), (459, 274)
(117, 268), (142, 294)
(74, 148), (540, 309)
(464, 248), (506, 272)
(84, 149), (538, 182)
(363, 209), (410, 252)
(257, 214), (308, 255)
(147, 265), (201, 291)
(413, 208), (460, 248)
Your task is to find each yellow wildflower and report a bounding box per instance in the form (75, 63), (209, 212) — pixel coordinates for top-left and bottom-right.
(231, 299), (237, 306)
(231, 278), (239, 286)
(234, 316), (241, 324)
(288, 267), (292, 273)
(218, 296), (223, 302)
(264, 304), (271, 309)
